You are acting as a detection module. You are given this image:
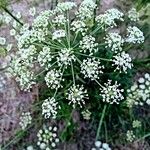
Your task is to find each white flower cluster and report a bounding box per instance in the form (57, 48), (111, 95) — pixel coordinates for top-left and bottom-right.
(57, 48), (76, 67)
(112, 51), (133, 73)
(100, 80), (124, 104)
(52, 29), (66, 41)
(71, 20), (87, 34)
(81, 109), (91, 120)
(67, 84), (89, 108)
(55, 2), (77, 13)
(45, 69), (63, 89)
(92, 141), (111, 150)
(9, 56), (36, 91)
(18, 45), (37, 66)
(19, 112), (32, 130)
(52, 14), (67, 26)
(17, 27), (48, 48)
(105, 32), (124, 53)
(38, 46), (53, 69)
(80, 35), (98, 55)
(32, 10), (53, 28)
(76, 0), (97, 20)
(126, 130), (135, 142)
(42, 97), (60, 119)
(132, 120), (141, 128)
(128, 8), (139, 22)
(96, 8), (124, 28)
(126, 73), (150, 107)
(81, 58), (104, 80)
(37, 126), (59, 150)
(126, 26), (144, 44)
(16, 70), (36, 91)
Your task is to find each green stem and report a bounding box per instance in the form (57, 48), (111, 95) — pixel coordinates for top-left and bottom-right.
(96, 105), (107, 140)
(75, 52), (112, 62)
(71, 60), (75, 85)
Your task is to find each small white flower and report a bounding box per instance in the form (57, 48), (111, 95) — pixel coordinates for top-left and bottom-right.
(27, 146), (34, 150)
(126, 26), (144, 44)
(80, 58), (104, 80)
(0, 37), (6, 45)
(92, 140), (111, 150)
(10, 29), (16, 36)
(112, 52), (133, 73)
(105, 32), (124, 53)
(80, 35), (98, 55)
(16, 12), (22, 19)
(128, 8), (139, 22)
(42, 97), (59, 119)
(29, 7), (36, 16)
(45, 69), (63, 89)
(52, 29), (66, 40)
(67, 84), (89, 108)
(19, 112), (32, 130)
(100, 80), (124, 104)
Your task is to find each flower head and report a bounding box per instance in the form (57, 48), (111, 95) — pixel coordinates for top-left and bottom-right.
(42, 97), (60, 119)
(112, 52), (133, 73)
(80, 35), (98, 55)
(100, 80), (124, 104)
(80, 58), (104, 80)
(105, 32), (124, 53)
(57, 48), (76, 67)
(45, 69), (63, 89)
(126, 26), (144, 44)
(67, 84), (89, 108)
(128, 8), (139, 22)
(96, 8), (124, 28)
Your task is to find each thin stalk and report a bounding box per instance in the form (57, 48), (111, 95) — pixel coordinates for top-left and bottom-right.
(2, 7), (23, 26)
(75, 52), (112, 62)
(72, 31), (78, 46)
(96, 105), (107, 140)
(71, 60), (75, 85)
(94, 79), (104, 88)
(67, 11), (71, 48)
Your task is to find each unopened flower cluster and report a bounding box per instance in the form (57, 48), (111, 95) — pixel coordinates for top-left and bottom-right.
(19, 112), (32, 130)
(37, 126), (59, 149)
(126, 73), (150, 107)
